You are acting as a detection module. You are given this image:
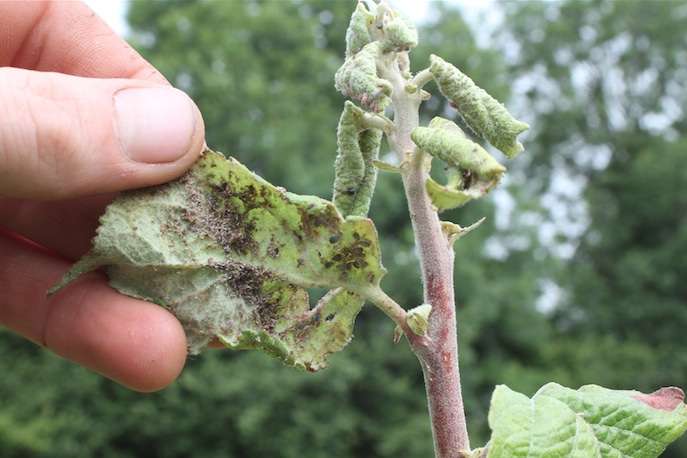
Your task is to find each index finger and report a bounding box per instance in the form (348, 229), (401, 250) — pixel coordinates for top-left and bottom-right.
(0, 1), (167, 83)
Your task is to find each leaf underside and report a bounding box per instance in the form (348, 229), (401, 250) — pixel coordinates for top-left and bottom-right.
(50, 149), (386, 371)
(485, 383), (687, 458)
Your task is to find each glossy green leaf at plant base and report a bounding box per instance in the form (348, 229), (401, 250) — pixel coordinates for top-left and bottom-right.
(50, 150), (386, 371)
(485, 383), (687, 458)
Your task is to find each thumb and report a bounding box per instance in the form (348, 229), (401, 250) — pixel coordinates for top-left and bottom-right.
(0, 67), (205, 199)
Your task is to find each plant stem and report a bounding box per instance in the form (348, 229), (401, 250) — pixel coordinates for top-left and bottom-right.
(381, 54), (470, 456)
(363, 286), (409, 333)
(411, 68), (434, 90)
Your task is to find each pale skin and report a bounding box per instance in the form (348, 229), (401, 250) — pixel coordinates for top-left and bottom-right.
(0, 1), (207, 392)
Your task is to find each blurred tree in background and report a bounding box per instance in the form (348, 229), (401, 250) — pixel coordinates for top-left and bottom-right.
(1, 0), (685, 456)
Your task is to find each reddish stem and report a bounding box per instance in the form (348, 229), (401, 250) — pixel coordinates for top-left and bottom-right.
(403, 153), (470, 455)
(379, 53), (470, 454)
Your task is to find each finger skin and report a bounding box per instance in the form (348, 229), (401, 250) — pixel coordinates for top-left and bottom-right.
(0, 233), (188, 392)
(0, 1), (167, 83)
(0, 68), (205, 199)
(0, 194), (113, 260)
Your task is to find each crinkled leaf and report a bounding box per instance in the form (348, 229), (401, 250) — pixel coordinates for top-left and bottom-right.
(405, 304), (431, 336)
(425, 175), (473, 212)
(441, 217), (485, 245)
(412, 117), (505, 179)
(345, 2), (375, 57)
(332, 101), (382, 218)
(484, 383), (687, 458)
(335, 42), (391, 112)
(412, 117), (505, 212)
(50, 150), (386, 371)
(537, 383), (687, 457)
(487, 385), (601, 457)
(430, 54), (529, 158)
(378, 9), (418, 53)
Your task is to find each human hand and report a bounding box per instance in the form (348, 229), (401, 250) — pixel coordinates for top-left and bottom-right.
(0, 2), (205, 391)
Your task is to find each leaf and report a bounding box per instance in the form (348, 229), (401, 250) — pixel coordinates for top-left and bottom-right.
(425, 175), (472, 212)
(441, 217), (485, 245)
(405, 304), (431, 336)
(412, 117), (505, 212)
(412, 117), (505, 179)
(538, 383), (687, 457)
(429, 54), (529, 158)
(377, 7), (418, 53)
(487, 385), (602, 457)
(345, 2), (375, 57)
(332, 101), (383, 218)
(335, 42), (391, 113)
(484, 383), (687, 458)
(50, 150), (386, 371)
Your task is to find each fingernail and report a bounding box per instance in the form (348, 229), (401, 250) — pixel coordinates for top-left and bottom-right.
(114, 87), (196, 163)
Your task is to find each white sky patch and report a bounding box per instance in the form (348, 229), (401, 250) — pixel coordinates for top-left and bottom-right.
(84, 0), (484, 38)
(83, 0), (128, 35)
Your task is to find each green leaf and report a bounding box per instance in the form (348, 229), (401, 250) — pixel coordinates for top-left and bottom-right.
(335, 42), (392, 113)
(485, 383), (687, 458)
(50, 150), (386, 371)
(429, 54), (529, 158)
(425, 175), (472, 212)
(412, 117), (505, 212)
(441, 217), (485, 246)
(377, 7), (418, 53)
(405, 304), (431, 336)
(332, 101), (383, 218)
(345, 2), (375, 57)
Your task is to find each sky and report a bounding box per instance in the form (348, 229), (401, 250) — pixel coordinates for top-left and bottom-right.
(84, 0), (497, 38)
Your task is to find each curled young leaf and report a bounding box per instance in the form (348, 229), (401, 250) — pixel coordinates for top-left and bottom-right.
(441, 218), (485, 246)
(50, 150), (386, 371)
(426, 175), (473, 212)
(333, 101), (383, 218)
(485, 383), (687, 458)
(335, 42), (392, 112)
(406, 304), (432, 336)
(429, 54), (529, 158)
(412, 117), (505, 179)
(376, 7), (418, 53)
(412, 117), (505, 212)
(345, 2), (375, 57)
(458, 449), (487, 458)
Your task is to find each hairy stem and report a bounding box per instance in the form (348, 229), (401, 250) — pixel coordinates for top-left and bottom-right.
(363, 286), (409, 332)
(362, 112), (395, 133)
(381, 54), (471, 455)
(411, 68), (434, 90)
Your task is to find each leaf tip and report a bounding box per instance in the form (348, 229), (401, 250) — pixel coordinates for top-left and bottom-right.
(633, 386), (686, 412)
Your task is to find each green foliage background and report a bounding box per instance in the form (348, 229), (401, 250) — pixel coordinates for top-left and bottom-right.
(1, 0), (686, 456)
